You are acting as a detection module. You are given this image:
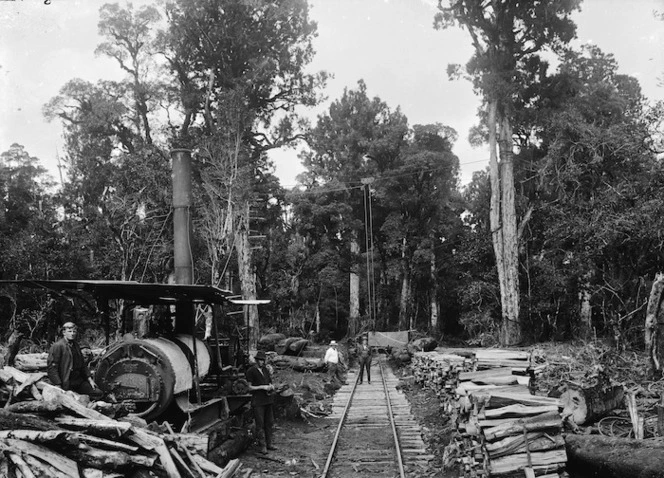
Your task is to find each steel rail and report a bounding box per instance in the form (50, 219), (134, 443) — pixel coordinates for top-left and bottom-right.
(320, 356), (406, 478)
(379, 357), (406, 478)
(320, 370), (360, 477)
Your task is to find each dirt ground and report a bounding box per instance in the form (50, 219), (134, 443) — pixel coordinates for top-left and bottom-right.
(235, 340), (659, 477)
(236, 357), (455, 478)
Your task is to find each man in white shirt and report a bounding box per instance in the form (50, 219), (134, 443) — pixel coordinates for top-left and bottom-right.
(324, 340), (345, 384)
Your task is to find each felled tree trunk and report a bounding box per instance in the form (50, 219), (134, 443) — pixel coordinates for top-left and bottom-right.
(270, 355), (324, 372)
(287, 338), (309, 356)
(645, 272), (664, 379)
(258, 333), (286, 352)
(561, 380), (625, 425)
(566, 434), (664, 478)
(207, 430), (251, 467)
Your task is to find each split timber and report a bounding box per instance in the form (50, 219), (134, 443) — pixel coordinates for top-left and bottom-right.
(412, 348), (568, 478)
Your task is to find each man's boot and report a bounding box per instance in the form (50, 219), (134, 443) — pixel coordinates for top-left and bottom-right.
(266, 431), (277, 451)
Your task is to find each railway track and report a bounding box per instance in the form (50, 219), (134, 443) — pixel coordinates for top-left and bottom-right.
(321, 355), (434, 477)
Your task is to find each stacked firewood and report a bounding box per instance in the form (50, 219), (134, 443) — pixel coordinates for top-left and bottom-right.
(0, 366), (241, 478)
(411, 351), (475, 398)
(446, 350), (568, 477)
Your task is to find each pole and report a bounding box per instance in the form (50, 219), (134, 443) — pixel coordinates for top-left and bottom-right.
(171, 149), (193, 286)
(361, 177), (376, 330)
(362, 183), (372, 328)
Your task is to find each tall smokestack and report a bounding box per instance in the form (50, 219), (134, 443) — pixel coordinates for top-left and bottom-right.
(171, 149), (193, 285)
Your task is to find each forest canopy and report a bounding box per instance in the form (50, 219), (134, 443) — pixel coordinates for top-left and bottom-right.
(1, 0), (664, 351)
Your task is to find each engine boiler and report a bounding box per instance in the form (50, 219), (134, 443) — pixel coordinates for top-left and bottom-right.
(95, 334), (210, 420)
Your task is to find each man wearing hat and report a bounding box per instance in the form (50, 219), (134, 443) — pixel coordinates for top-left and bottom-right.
(324, 340), (345, 384)
(246, 350), (276, 454)
(47, 322), (101, 398)
(357, 335), (373, 384)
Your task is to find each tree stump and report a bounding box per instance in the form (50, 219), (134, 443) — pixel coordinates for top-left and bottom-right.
(561, 379), (624, 425)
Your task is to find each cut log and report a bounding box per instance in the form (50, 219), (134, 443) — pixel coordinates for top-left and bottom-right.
(474, 349), (531, 361)
(40, 386), (109, 421)
(54, 417), (132, 437)
(258, 333), (286, 351)
(459, 367), (514, 382)
(270, 355), (324, 372)
(561, 381), (625, 425)
(23, 452), (72, 478)
(0, 409), (60, 431)
(288, 338), (310, 355)
(489, 449), (567, 475)
(407, 337), (437, 353)
(162, 432), (209, 455)
(8, 452), (36, 478)
(61, 446), (156, 470)
(192, 454), (225, 475)
(0, 429), (138, 453)
(219, 458), (242, 478)
(168, 445), (198, 478)
(473, 390), (560, 409)
(0, 438), (80, 477)
(565, 434), (664, 478)
(208, 429), (251, 466)
(483, 411), (563, 441)
(485, 431), (565, 458)
(14, 353), (48, 372)
(480, 404), (560, 420)
(6, 400), (63, 414)
(127, 429), (180, 478)
(275, 337), (298, 355)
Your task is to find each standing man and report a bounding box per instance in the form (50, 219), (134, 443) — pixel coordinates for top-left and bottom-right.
(324, 340), (345, 384)
(47, 322), (101, 398)
(246, 350), (276, 454)
(358, 336), (373, 384)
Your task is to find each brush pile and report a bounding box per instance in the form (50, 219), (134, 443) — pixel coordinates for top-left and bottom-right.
(0, 366), (241, 478)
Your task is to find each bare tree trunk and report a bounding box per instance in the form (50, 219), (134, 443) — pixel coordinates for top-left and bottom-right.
(578, 272), (593, 340)
(399, 238), (411, 330)
(489, 102), (521, 346)
(235, 204), (258, 349)
(349, 231), (360, 337)
(430, 248), (439, 333)
(645, 273), (664, 378)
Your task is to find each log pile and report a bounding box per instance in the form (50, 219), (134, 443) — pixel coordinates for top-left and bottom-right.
(0, 366), (242, 478)
(411, 351), (475, 399)
(410, 348), (568, 477)
(452, 352), (567, 477)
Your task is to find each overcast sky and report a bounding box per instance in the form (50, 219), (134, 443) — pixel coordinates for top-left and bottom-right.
(1, 0), (663, 187)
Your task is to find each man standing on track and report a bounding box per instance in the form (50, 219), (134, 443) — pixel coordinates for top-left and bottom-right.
(324, 340), (346, 384)
(358, 336), (373, 384)
(246, 350), (277, 454)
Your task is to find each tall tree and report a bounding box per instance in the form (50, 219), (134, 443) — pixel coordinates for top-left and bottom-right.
(436, 0), (580, 345)
(158, 0), (326, 347)
(96, 2), (163, 145)
(0, 144), (62, 281)
(378, 124), (460, 332)
(301, 80), (409, 336)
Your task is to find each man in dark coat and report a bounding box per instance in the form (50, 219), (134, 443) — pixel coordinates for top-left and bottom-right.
(246, 350), (276, 454)
(358, 335), (373, 384)
(47, 322), (101, 398)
